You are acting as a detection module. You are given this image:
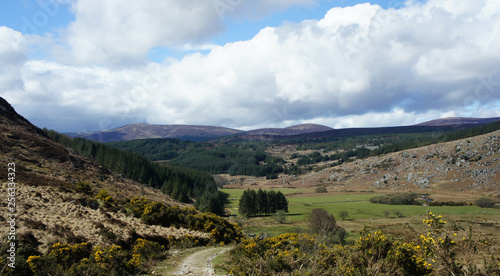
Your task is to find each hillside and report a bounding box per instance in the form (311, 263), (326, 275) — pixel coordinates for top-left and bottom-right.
(415, 117), (500, 127)
(0, 97), (243, 275)
(0, 98), (209, 250)
(320, 131), (500, 193)
(66, 123), (244, 142)
(245, 123), (333, 136)
(224, 128), (500, 196)
(67, 123), (334, 142)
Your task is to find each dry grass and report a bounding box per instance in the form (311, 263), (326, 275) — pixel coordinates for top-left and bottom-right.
(0, 119), (207, 254)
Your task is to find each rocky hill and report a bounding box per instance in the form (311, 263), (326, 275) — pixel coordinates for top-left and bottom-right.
(290, 130), (500, 195)
(0, 98), (207, 254)
(221, 126), (500, 199)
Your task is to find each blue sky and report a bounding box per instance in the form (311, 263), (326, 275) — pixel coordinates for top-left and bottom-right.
(1, 0), (409, 61)
(1, 0), (499, 132)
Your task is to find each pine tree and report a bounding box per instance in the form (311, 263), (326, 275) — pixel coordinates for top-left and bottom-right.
(171, 181), (181, 200)
(276, 191), (289, 212)
(177, 189), (189, 203)
(256, 189), (268, 215)
(267, 190), (278, 214)
(238, 190), (252, 217)
(161, 179), (173, 195)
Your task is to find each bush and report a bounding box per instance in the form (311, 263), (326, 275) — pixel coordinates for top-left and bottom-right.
(338, 210), (349, 220)
(315, 186), (328, 193)
(75, 182), (93, 195)
(129, 197), (243, 245)
(309, 208), (338, 235)
(370, 193), (419, 205)
(96, 189), (113, 202)
(475, 197), (495, 208)
(428, 201), (467, 206)
(224, 213), (500, 275)
(25, 238), (171, 276)
(272, 210), (287, 224)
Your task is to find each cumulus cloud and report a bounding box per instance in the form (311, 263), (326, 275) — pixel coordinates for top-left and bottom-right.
(61, 0), (316, 66)
(141, 0), (500, 128)
(62, 0), (226, 65)
(0, 27), (27, 92)
(3, 0), (500, 132)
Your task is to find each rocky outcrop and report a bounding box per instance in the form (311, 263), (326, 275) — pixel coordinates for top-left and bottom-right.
(296, 131), (500, 192)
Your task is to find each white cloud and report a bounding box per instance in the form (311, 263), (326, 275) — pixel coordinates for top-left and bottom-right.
(60, 0), (316, 66)
(0, 27), (27, 92)
(3, 0), (500, 132)
(62, 0), (226, 65)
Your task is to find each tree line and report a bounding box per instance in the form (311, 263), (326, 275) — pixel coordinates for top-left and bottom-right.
(44, 129), (224, 215)
(238, 189), (288, 217)
(111, 139), (286, 178)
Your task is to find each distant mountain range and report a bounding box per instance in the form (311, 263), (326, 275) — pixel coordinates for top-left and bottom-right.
(66, 117), (500, 142)
(67, 123), (244, 142)
(414, 117), (500, 126)
(66, 123), (334, 142)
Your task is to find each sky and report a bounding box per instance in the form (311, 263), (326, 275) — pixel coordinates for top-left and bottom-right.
(1, 0), (500, 132)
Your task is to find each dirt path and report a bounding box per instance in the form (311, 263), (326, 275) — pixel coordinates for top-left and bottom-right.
(173, 246), (233, 276)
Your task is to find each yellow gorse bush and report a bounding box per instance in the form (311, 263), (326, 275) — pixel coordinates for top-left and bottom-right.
(225, 213), (499, 275)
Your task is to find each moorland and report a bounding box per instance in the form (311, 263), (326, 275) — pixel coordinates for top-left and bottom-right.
(1, 96), (499, 275)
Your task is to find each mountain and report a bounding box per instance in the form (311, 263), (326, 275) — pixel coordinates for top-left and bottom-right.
(271, 118), (500, 142)
(0, 97), (228, 259)
(415, 117), (500, 127)
(66, 123), (334, 142)
(245, 124), (333, 136)
(66, 123), (244, 142)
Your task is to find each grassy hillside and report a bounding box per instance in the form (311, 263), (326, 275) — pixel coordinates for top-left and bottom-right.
(0, 98), (242, 275)
(45, 129), (225, 214)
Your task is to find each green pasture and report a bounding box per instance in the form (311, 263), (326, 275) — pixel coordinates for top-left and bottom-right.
(221, 188), (313, 209)
(220, 188), (500, 235)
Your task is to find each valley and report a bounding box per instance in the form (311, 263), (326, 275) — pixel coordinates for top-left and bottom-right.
(1, 96), (499, 275)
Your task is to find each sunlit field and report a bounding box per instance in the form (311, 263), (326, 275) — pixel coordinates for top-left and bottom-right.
(220, 188), (500, 238)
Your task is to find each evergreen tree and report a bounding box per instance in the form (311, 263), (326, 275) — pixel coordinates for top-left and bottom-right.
(195, 189), (224, 216)
(177, 189), (189, 203)
(247, 189), (257, 216)
(276, 191), (289, 213)
(161, 179), (173, 195)
(45, 129), (224, 213)
(170, 181), (181, 200)
(256, 189), (268, 215)
(238, 190), (253, 217)
(267, 190), (278, 214)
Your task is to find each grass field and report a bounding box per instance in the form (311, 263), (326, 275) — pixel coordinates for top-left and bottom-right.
(220, 188), (500, 238)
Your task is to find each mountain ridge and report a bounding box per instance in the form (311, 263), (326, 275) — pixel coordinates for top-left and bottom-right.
(66, 118), (500, 143)
(414, 117), (500, 126)
(66, 123), (335, 142)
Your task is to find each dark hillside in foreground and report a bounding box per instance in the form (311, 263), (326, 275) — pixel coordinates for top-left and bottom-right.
(0, 97), (242, 275)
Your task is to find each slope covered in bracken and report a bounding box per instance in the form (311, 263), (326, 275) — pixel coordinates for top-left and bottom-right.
(0, 97), (208, 254)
